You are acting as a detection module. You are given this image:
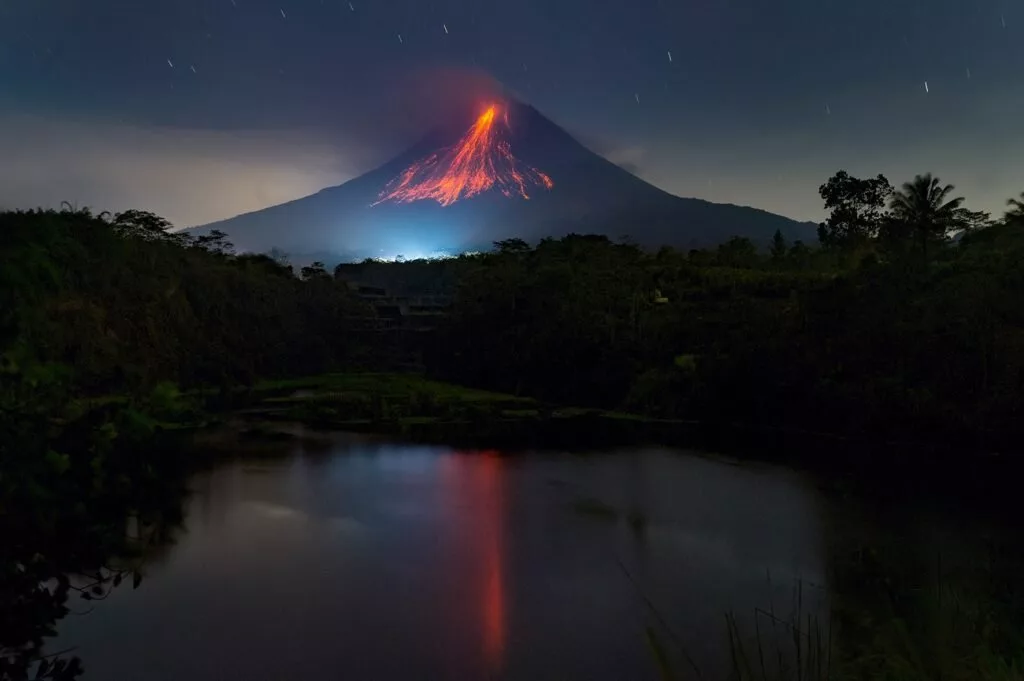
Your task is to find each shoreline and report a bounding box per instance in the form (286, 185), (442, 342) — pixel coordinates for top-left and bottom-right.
(187, 371), (1022, 513)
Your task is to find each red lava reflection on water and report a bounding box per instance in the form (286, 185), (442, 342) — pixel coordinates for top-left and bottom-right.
(441, 450), (506, 671)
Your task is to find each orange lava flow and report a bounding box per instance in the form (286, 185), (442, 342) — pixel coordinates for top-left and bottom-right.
(373, 104), (554, 207)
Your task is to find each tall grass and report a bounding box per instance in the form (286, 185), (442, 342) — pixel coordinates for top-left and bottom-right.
(724, 580), (831, 681)
(641, 571), (1024, 681)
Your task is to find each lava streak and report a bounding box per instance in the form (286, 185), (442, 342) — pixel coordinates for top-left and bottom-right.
(373, 104), (553, 207)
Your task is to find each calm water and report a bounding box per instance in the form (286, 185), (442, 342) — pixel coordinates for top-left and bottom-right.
(51, 430), (926, 680)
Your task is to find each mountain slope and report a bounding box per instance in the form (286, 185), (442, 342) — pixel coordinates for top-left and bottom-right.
(194, 99), (815, 259)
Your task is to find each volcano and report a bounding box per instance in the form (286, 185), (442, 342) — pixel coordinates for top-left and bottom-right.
(373, 104), (554, 207)
(193, 98), (815, 260)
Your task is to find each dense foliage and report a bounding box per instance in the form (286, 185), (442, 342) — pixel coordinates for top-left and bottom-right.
(2, 176), (1022, 458)
(1, 208), (372, 395)
(0, 362), (191, 679)
(430, 174), (1024, 453)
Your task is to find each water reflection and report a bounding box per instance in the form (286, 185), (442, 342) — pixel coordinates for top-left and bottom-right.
(1, 474), (187, 681)
(480, 455), (506, 670)
(40, 436), (1021, 681)
(440, 451), (507, 671)
(45, 440), (833, 680)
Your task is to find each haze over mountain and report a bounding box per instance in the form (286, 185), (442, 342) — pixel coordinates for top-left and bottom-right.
(193, 98), (815, 261)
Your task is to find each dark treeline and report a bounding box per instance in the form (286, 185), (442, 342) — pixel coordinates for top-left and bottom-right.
(1, 208), (372, 395)
(428, 172), (1024, 452)
(3, 172), (1024, 456)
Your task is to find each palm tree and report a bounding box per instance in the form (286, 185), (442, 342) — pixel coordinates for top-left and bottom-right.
(888, 173), (965, 257)
(1006, 192), (1024, 222)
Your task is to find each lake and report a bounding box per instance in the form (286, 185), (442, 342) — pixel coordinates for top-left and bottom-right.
(48, 427), (1013, 680)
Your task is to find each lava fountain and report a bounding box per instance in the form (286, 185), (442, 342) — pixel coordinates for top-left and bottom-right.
(372, 104), (554, 207)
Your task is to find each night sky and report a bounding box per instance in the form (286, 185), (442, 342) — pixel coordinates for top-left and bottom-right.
(1, 0), (1021, 229)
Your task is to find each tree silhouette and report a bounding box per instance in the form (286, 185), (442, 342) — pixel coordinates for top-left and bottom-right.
(193, 229), (234, 255)
(493, 238), (530, 254)
(770, 229), (787, 262)
(817, 171), (893, 250)
(111, 209), (187, 245)
(888, 173), (965, 258)
(716, 236), (758, 268)
(300, 261), (329, 280)
(954, 208), (993, 233)
(1006, 192), (1024, 223)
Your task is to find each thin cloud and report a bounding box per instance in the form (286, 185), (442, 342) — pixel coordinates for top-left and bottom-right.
(0, 113), (368, 227)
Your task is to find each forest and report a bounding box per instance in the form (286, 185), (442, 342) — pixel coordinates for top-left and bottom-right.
(428, 172), (1024, 457)
(4, 172), (1024, 457)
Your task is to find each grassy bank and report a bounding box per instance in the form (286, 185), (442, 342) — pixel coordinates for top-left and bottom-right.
(187, 370), (1022, 514)
(226, 372), (672, 449)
